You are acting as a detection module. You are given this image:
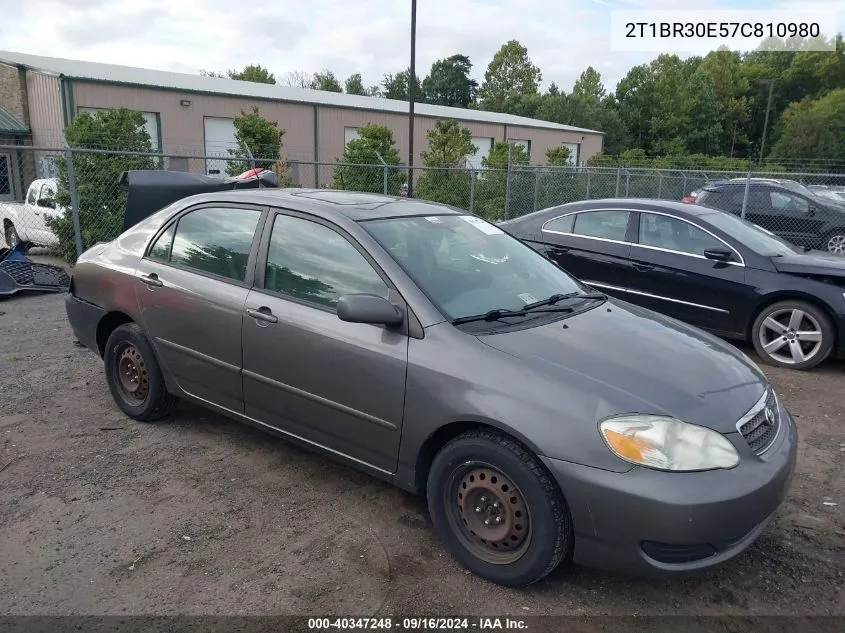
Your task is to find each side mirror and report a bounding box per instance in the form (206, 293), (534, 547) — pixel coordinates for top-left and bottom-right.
(704, 248), (733, 262)
(337, 293), (404, 326)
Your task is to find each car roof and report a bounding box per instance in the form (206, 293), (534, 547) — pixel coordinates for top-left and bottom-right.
(543, 198), (720, 218)
(172, 188), (468, 222)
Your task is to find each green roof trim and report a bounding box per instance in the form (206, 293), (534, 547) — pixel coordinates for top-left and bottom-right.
(0, 105), (29, 134)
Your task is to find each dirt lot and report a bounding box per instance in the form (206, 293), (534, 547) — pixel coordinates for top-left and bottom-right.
(0, 292), (842, 620)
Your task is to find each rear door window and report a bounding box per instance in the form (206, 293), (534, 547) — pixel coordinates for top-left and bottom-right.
(571, 210), (630, 241)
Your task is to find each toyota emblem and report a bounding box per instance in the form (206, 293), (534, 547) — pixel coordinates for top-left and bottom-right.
(763, 406), (776, 426)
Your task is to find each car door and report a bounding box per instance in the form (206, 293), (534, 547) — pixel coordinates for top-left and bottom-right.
(623, 211), (751, 335)
(241, 210), (408, 473)
(748, 188), (822, 247)
(30, 181), (61, 245)
(134, 203), (265, 412)
(537, 209), (634, 291)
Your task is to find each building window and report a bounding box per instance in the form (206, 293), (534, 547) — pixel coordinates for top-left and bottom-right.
(344, 127), (361, 146)
(77, 107), (160, 151)
(510, 139), (531, 159)
(466, 136), (494, 169)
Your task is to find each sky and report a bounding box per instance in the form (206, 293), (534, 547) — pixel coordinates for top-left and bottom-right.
(1, 0), (843, 95)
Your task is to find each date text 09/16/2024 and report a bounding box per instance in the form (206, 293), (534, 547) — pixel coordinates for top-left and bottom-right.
(307, 617), (528, 631)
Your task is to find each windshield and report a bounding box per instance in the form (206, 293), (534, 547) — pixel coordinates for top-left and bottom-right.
(698, 210), (799, 256)
(778, 180), (815, 197)
(361, 214), (588, 321)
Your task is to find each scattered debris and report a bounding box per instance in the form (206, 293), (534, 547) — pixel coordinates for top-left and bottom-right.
(822, 501), (838, 507)
(182, 535), (192, 541)
(98, 427), (125, 431)
(128, 555), (143, 571)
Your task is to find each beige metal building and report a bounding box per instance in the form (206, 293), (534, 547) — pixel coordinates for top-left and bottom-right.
(0, 50), (604, 198)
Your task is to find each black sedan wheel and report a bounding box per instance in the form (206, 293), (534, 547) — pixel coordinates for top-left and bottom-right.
(751, 300), (834, 370)
(427, 429), (572, 587)
(825, 232), (845, 255)
(104, 323), (178, 421)
(5, 223), (21, 249)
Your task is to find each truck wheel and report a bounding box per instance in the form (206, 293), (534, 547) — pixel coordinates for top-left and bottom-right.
(751, 300), (834, 370)
(426, 429), (573, 587)
(824, 230), (845, 255)
(4, 223), (21, 249)
(104, 323), (178, 421)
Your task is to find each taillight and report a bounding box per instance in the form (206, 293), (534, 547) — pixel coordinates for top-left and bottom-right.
(681, 196), (695, 204)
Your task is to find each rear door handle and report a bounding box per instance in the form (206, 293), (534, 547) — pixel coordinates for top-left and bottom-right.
(632, 263), (654, 272)
(246, 307), (278, 324)
(140, 273), (163, 287)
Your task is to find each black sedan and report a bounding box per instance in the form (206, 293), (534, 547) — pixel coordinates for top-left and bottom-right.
(500, 199), (845, 370)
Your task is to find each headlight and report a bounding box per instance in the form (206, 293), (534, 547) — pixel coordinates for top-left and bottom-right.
(599, 415), (739, 472)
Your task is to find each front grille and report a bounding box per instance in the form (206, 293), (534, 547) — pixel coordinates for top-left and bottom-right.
(0, 261), (70, 289)
(737, 389), (780, 455)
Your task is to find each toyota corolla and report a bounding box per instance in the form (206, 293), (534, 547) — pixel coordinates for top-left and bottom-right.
(65, 188), (797, 587)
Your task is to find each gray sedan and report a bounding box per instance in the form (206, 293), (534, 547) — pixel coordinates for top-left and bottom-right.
(65, 189), (797, 587)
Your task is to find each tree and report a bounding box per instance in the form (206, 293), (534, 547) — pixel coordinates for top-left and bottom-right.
(475, 141), (531, 221)
(283, 71), (312, 88)
(478, 40), (542, 113)
(227, 64), (276, 84)
(684, 69), (723, 154)
(416, 120), (477, 208)
(545, 145), (572, 166)
(345, 73), (366, 95)
(49, 108), (157, 262)
(311, 69), (343, 93)
(770, 88), (845, 161)
(422, 54), (478, 108)
(226, 106), (293, 187)
(572, 67), (606, 102)
(382, 69), (422, 100)
(547, 82), (560, 97)
(199, 69), (227, 78)
(332, 124), (404, 194)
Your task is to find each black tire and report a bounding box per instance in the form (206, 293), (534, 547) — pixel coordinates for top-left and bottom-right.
(103, 322), (177, 421)
(751, 299), (834, 370)
(4, 223), (23, 250)
(426, 429), (572, 587)
(822, 229), (845, 255)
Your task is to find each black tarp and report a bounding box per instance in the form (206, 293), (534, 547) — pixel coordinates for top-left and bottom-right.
(120, 168), (278, 231)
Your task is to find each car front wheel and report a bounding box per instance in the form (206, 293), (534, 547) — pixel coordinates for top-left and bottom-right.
(751, 300), (834, 370)
(4, 223), (22, 249)
(426, 429), (573, 587)
(104, 323), (178, 421)
(824, 230), (845, 255)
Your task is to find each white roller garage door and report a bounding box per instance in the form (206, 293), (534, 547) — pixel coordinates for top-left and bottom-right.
(204, 117), (238, 177)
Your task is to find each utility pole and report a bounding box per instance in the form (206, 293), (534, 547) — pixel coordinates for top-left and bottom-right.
(759, 78), (774, 164)
(407, 0), (417, 197)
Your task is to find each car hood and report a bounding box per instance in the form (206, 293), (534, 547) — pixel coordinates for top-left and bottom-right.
(772, 251), (845, 276)
(476, 299), (767, 434)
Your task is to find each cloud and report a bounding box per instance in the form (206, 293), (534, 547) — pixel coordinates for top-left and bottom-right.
(0, 0), (779, 96)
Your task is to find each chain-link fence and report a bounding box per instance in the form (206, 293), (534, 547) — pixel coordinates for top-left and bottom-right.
(4, 142), (845, 265)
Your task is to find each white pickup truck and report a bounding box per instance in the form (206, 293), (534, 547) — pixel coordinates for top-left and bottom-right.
(0, 178), (64, 249)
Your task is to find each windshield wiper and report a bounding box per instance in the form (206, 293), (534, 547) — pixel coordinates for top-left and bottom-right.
(451, 305), (574, 325)
(521, 291), (606, 311)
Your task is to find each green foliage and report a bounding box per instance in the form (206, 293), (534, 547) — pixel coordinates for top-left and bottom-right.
(345, 73), (366, 95)
(226, 105), (284, 176)
(227, 64), (276, 84)
(416, 120), (477, 209)
(422, 55), (479, 108)
(332, 124), (404, 194)
(475, 141), (531, 221)
(770, 88), (845, 161)
(478, 40), (542, 113)
(545, 145), (572, 166)
(572, 67), (606, 102)
(311, 69), (343, 92)
(382, 69), (422, 100)
(50, 108), (157, 263)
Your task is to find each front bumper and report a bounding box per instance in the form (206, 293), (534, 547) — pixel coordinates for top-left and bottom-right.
(541, 404), (798, 577)
(65, 293), (106, 356)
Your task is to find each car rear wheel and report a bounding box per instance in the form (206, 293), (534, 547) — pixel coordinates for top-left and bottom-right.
(824, 231), (845, 255)
(426, 429), (572, 587)
(751, 300), (834, 370)
(104, 323), (177, 421)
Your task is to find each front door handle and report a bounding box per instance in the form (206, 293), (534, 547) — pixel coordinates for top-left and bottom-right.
(632, 263), (654, 272)
(140, 273), (163, 287)
(246, 307), (278, 324)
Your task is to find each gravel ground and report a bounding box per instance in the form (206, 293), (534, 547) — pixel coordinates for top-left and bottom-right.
(0, 292), (842, 621)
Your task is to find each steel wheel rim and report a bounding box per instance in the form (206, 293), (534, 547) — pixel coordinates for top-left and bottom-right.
(445, 462), (532, 565)
(827, 234), (845, 254)
(115, 343), (149, 404)
(758, 308), (824, 365)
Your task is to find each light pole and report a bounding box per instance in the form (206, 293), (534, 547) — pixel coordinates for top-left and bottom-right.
(759, 78), (774, 164)
(407, 0), (417, 197)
